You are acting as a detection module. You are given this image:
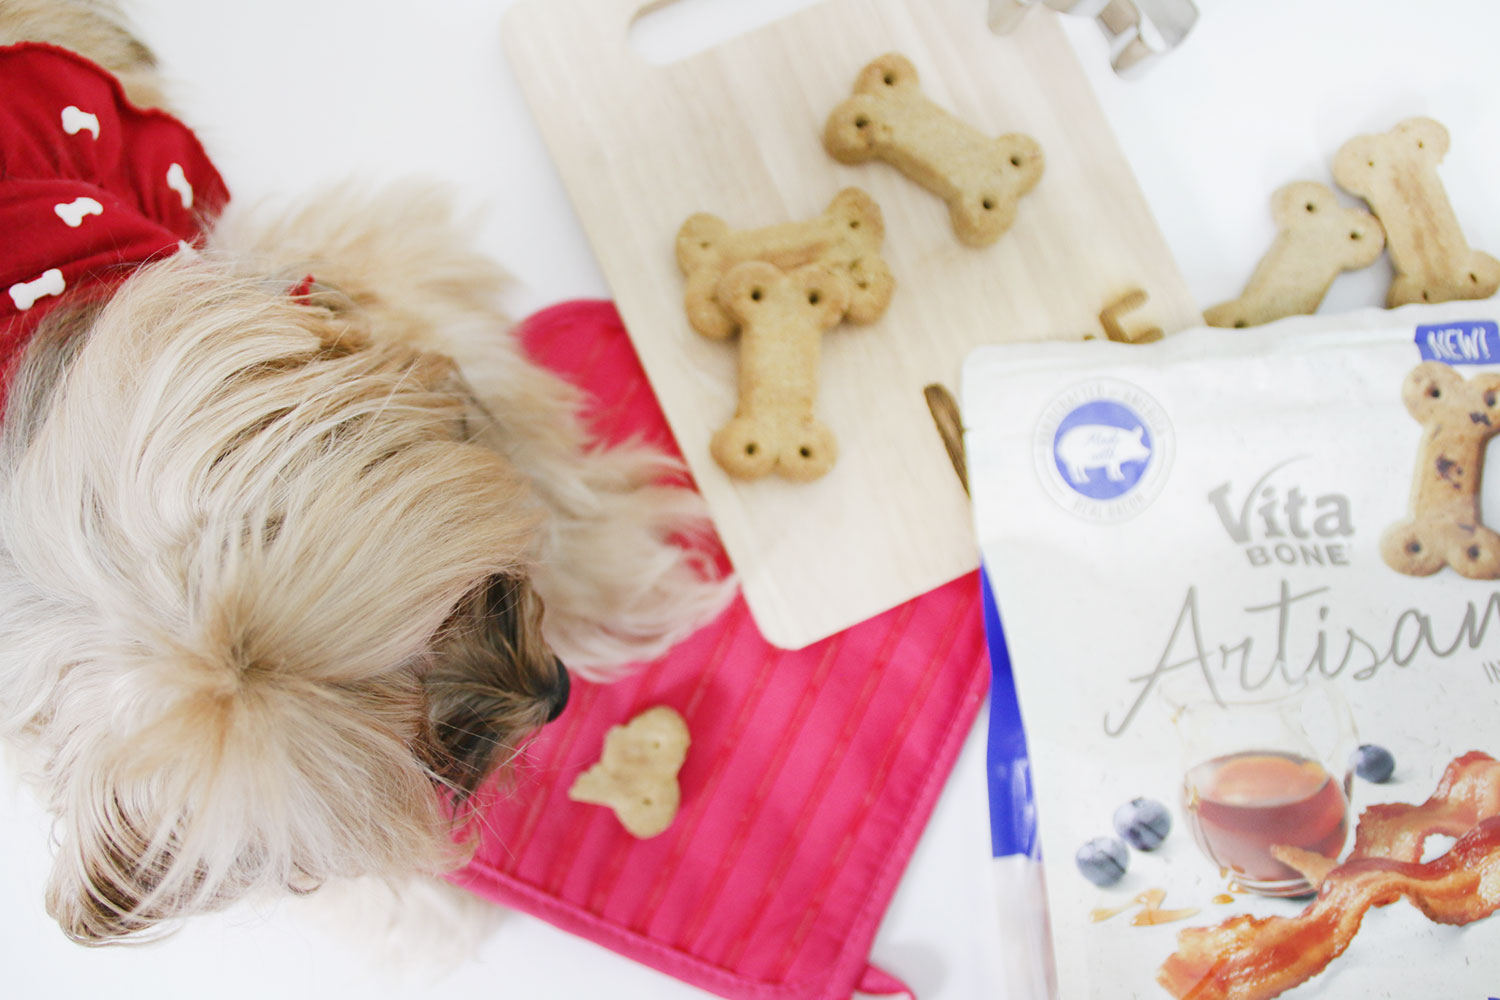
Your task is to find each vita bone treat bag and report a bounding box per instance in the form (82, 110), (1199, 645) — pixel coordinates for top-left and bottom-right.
(965, 297), (1500, 1000)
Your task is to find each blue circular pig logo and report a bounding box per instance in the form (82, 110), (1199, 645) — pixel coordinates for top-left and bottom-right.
(1035, 380), (1173, 521)
(1052, 401), (1153, 500)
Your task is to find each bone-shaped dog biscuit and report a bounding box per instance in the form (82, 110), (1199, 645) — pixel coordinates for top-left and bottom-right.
(1205, 181), (1385, 328)
(676, 187), (892, 341)
(709, 261), (852, 482)
(1382, 362), (1500, 580)
(567, 706), (690, 839)
(824, 53), (1044, 247)
(1334, 117), (1500, 308)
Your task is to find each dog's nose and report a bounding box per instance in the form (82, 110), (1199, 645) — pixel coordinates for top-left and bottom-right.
(546, 659), (570, 723)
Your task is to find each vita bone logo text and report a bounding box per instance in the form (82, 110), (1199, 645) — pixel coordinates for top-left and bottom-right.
(1207, 458), (1353, 567)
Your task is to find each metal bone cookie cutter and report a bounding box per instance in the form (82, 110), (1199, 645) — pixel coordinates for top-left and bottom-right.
(988, 0), (1199, 76)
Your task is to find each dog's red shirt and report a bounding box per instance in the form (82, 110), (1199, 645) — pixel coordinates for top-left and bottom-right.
(0, 42), (229, 406)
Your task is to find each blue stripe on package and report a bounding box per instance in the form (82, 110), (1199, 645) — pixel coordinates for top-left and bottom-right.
(981, 566), (1038, 859)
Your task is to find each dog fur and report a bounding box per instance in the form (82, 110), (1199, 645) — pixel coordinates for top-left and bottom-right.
(0, 0), (732, 945)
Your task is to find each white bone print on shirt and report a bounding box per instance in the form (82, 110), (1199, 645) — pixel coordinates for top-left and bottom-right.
(54, 197), (104, 227)
(165, 163), (193, 209)
(9, 269), (66, 311)
(61, 105), (100, 139)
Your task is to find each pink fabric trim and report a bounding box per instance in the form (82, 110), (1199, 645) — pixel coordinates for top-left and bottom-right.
(857, 965), (916, 998)
(451, 301), (988, 1000)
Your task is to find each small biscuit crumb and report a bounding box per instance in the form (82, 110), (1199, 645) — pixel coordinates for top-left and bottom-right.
(1100, 288), (1163, 344)
(568, 706), (690, 839)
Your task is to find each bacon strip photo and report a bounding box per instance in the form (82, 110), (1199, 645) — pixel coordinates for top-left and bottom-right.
(1273, 750), (1500, 890)
(1352, 751), (1500, 862)
(1159, 815), (1500, 999)
(1158, 752), (1500, 1000)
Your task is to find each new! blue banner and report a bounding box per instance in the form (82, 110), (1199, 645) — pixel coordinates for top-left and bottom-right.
(1415, 319), (1500, 363)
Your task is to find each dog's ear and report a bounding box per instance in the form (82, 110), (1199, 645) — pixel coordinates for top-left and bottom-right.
(44, 776), (187, 943)
(286, 281), (479, 434)
(39, 679), (257, 943)
(39, 659), (462, 943)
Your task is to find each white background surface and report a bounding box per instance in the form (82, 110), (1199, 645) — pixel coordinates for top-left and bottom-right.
(3, 1), (1498, 997)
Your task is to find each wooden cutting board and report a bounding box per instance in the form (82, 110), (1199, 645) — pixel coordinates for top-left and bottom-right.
(503, 0), (1202, 649)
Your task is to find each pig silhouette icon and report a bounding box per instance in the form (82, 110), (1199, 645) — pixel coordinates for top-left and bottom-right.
(1056, 424), (1150, 483)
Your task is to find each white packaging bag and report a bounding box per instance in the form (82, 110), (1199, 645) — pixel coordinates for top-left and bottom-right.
(965, 298), (1500, 999)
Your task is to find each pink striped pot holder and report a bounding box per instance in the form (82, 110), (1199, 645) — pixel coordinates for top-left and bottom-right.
(450, 301), (989, 1000)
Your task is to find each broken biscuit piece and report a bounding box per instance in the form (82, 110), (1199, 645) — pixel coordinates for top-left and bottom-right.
(568, 706), (690, 838)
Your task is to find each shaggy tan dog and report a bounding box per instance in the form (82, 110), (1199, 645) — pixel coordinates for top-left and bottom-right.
(0, 0), (730, 944)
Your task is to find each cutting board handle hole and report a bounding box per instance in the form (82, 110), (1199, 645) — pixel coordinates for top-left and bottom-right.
(629, 0), (826, 66)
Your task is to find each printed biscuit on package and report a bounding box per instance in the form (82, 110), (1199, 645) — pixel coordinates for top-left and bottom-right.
(964, 296), (1500, 1000)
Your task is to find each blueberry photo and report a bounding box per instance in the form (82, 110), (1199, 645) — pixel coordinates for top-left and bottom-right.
(1113, 797), (1172, 851)
(1076, 836), (1129, 887)
(1351, 744), (1396, 783)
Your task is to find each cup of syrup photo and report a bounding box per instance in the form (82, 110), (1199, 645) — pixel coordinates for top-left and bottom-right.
(1162, 677), (1358, 897)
